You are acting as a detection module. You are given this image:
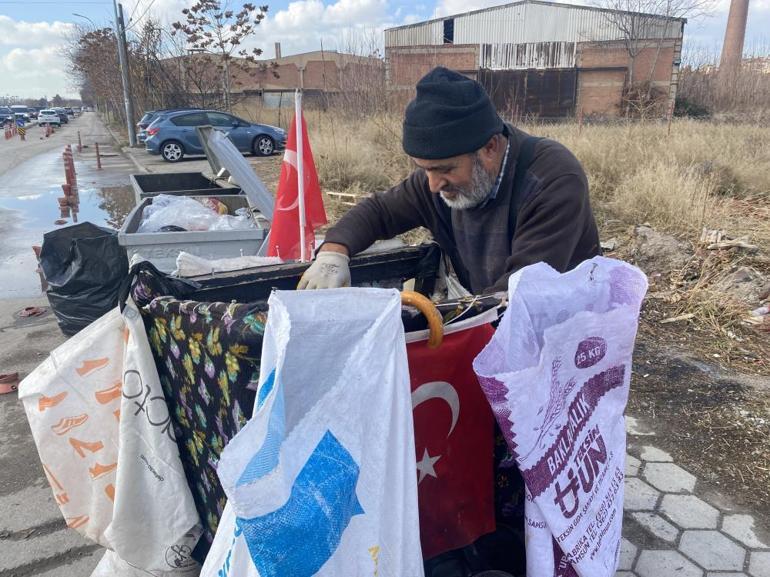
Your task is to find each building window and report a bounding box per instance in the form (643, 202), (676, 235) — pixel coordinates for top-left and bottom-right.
(443, 18), (454, 44)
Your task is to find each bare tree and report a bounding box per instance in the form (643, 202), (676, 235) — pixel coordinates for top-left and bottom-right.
(677, 42), (770, 119)
(67, 27), (125, 121)
(172, 1), (269, 111)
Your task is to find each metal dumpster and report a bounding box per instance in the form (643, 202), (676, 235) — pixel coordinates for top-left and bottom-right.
(118, 194), (268, 272)
(129, 172), (241, 204)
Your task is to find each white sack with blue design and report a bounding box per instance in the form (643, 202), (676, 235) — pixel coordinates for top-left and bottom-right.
(201, 288), (424, 577)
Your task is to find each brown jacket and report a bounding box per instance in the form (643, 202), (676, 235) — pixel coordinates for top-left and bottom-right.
(324, 125), (601, 294)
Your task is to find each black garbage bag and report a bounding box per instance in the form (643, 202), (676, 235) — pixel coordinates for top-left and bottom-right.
(39, 222), (128, 336)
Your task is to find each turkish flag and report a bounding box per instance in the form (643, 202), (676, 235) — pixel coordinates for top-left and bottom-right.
(407, 315), (497, 560)
(267, 112), (327, 260)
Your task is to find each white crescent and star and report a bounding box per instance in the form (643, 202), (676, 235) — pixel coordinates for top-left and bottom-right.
(411, 381), (460, 484)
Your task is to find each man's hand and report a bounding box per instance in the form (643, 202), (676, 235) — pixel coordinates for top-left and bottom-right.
(297, 246), (351, 290)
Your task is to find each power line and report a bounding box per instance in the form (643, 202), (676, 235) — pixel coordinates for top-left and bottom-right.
(125, 0), (158, 32)
(0, 1), (110, 3)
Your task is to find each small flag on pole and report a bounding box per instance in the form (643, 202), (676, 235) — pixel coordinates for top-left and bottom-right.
(268, 91), (327, 261)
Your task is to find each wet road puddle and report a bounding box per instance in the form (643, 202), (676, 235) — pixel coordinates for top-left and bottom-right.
(0, 185), (134, 299)
(0, 185), (133, 229)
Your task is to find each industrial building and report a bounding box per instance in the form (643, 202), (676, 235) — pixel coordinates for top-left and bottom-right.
(233, 46), (384, 109)
(385, 0), (686, 117)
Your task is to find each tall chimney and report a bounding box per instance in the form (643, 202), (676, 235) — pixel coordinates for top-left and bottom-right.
(720, 0), (750, 72)
(275, 42), (282, 60)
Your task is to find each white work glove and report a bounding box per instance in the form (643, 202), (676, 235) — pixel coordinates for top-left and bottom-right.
(297, 251), (351, 290)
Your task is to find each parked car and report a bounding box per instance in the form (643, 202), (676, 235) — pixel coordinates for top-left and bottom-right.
(38, 109), (62, 127)
(145, 110), (286, 162)
(10, 105), (30, 124)
(136, 108), (202, 143)
(64, 107), (75, 116)
(0, 107), (14, 126)
(53, 108), (69, 124)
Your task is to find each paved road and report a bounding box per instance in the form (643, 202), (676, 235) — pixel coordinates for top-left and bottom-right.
(0, 113), (134, 576)
(0, 114), (135, 299)
(1, 115), (769, 576)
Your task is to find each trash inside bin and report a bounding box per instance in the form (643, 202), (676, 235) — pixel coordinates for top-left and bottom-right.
(118, 195), (268, 272)
(137, 194), (256, 233)
(40, 222), (128, 336)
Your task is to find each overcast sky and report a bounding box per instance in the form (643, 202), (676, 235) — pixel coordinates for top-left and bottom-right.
(0, 0), (768, 99)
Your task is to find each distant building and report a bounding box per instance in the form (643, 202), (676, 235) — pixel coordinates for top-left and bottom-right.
(384, 0), (686, 117)
(233, 47), (385, 108)
(164, 48), (384, 113)
(742, 56), (770, 74)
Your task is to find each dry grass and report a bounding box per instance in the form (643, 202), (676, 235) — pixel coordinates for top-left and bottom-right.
(305, 113), (770, 250)
(519, 120), (770, 245)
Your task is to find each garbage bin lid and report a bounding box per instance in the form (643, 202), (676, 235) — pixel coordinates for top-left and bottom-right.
(196, 126), (274, 222)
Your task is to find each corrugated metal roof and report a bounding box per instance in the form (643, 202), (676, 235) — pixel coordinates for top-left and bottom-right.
(385, 0), (684, 48)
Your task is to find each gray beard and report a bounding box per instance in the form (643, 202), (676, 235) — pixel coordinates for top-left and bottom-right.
(439, 156), (497, 210)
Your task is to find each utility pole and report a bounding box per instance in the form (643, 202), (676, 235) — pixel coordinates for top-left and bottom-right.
(113, 0), (137, 146)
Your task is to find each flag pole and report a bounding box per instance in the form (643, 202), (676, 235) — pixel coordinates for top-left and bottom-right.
(295, 89), (307, 263)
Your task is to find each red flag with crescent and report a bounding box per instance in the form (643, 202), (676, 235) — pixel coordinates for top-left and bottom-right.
(407, 312), (497, 560)
(267, 112), (327, 260)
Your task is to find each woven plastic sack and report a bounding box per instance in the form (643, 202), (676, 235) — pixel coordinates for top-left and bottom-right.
(201, 288), (424, 577)
(474, 257), (647, 577)
(105, 299), (202, 573)
(20, 309), (123, 546)
(19, 302), (201, 576)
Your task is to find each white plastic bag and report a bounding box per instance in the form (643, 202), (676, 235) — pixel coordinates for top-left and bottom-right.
(91, 550), (200, 577)
(104, 298), (202, 573)
(201, 288), (424, 577)
(138, 194), (255, 233)
(474, 257), (647, 577)
(173, 252), (282, 277)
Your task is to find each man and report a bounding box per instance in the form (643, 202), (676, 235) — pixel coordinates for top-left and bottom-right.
(299, 66), (601, 293)
(299, 67), (601, 576)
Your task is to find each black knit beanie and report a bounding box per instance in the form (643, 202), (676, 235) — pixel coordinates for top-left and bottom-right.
(402, 67), (503, 160)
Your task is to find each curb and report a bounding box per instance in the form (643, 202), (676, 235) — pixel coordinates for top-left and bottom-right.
(99, 116), (124, 149)
(122, 146), (151, 174)
(97, 114), (151, 174)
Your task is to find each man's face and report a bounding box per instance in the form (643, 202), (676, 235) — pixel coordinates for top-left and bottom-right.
(412, 141), (499, 210)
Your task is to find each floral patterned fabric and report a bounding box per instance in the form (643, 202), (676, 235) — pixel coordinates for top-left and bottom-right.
(144, 296), (267, 561)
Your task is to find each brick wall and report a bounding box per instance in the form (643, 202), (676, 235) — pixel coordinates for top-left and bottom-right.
(576, 69), (627, 116)
(384, 39), (678, 117)
(234, 59), (383, 92)
(575, 39), (678, 115)
(386, 45), (479, 89)
(303, 61), (341, 91)
(577, 40), (676, 85)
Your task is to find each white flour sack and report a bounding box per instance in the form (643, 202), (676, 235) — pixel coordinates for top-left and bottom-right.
(474, 257), (647, 577)
(201, 288), (424, 577)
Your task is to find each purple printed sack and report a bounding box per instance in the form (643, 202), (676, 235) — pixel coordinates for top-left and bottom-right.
(474, 257), (647, 577)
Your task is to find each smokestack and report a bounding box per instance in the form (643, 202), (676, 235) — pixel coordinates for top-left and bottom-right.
(720, 0), (750, 72)
(275, 42), (282, 60)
